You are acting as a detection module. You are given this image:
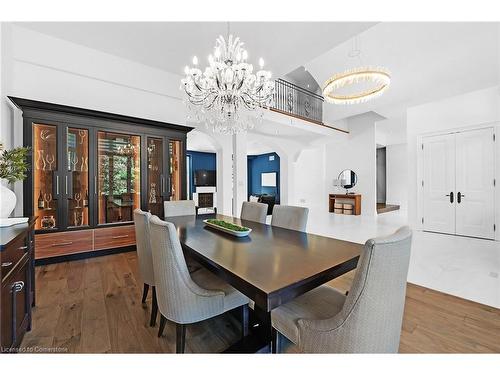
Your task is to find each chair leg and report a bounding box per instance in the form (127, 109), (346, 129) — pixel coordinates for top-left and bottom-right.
(141, 283), (149, 304)
(150, 286), (158, 327)
(176, 323), (186, 354)
(241, 304), (249, 338)
(158, 315), (167, 338)
(271, 327), (280, 354)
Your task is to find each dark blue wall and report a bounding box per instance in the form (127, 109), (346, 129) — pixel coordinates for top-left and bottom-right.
(186, 151), (216, 199)
(247, 152), (280, 203)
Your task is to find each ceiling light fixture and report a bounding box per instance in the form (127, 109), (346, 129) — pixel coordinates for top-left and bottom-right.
(181, 23), (274, 134)
(322, 37), (391, 105)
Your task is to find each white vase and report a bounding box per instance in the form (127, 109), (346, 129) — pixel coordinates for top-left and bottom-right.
(0, 182), (17, 218)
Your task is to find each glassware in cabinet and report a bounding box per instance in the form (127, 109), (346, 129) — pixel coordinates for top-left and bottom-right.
(66, 128), (90, 228)
(32, 123), (59, 230)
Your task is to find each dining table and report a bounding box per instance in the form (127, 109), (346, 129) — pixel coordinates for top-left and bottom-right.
(166, 213), (363, 353)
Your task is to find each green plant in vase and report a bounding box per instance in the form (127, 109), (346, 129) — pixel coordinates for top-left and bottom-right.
(0, 142), (30, 218)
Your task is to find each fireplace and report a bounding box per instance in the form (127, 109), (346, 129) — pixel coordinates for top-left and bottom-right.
(193, 186), (217, 214)
(198, 193), (214, 208)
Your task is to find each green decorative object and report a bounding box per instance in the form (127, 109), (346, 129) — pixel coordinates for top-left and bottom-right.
(206, 219), (250, 232)
(203, 219), (252, 237)
(0, 142), (30, 218)
(0, 143), (30, 184)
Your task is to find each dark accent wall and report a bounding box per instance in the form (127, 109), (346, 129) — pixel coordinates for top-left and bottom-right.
(247, 152), (280, 203)
(186, 150), (216, 199)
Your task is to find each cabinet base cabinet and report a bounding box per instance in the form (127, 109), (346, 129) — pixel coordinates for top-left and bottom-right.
(35, 225), (136, 260)
(1, 218), (35, 353)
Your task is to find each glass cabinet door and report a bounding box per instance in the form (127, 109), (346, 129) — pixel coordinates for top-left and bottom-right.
(146, 137), (164, 217)
(97, 131), (141, 224)
(66, 127), (90, 228)
(33, 123), (59, 231)
(168, 140), (182, 201)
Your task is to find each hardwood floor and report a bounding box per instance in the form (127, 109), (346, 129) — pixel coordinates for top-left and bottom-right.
(21, 252), (500, 353)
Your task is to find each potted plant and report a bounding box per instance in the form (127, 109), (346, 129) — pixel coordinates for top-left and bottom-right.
(0, 142), (30, 218)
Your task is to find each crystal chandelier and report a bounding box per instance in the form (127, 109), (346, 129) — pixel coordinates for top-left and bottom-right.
(181, 32), (274, 134)
(322, 67), (391, 105)
(322, 36), (391, 105)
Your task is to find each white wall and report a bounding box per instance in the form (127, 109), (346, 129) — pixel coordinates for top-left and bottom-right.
(1, 23), (12, 151)
(324, 112), (382, 216)
(407, 86), (500, 238)
(6, 25), (186, 125)
(376, 115), (407, 146)
(386, 143), (408, 212)
(293, 147), (326, 210)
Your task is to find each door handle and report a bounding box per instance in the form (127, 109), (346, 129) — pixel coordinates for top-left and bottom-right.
(1, 262), (13, 268)
(51, 241), (73, 247)
(56, 174), (60, 195)
(457, 192), (464, 203)
(12, 281), (24, 293)
(445, 192), (454, 203)
(65, 175), (68, 195)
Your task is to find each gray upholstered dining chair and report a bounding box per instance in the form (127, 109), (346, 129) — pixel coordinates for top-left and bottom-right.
(271, 205), (309, 232)
(270, 226), (412, 353)
(149, 215), (250, 353)
(133, 209), (158, 327)
(163, 200), (202, 273)
(164, 200), (196, 217)
(241, 201), (268, 224)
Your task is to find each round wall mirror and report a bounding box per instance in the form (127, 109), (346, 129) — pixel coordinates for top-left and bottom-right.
(338, 169), (357, 190)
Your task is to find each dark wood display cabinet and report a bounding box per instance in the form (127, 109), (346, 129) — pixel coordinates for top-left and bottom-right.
(9, 97), (192, 263)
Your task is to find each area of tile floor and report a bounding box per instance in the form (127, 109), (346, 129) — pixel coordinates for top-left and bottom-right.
(295, 208), (500, 308)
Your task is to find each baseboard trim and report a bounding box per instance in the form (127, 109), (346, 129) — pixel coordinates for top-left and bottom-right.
(35, 245), (136, 266)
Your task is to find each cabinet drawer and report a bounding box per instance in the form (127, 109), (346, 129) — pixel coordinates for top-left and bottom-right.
(36, 230), (93, 259)
(1, 234), (28, 281)
(94, 225), (135, 250)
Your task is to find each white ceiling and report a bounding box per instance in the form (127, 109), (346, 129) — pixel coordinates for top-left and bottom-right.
(17, 22), (375, 78)
(307, 22), (500, 122)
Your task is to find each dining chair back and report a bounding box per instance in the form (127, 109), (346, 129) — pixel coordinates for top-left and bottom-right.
(297, 226), (412, 353)
(241, 201), (268, 224)
(164, 200), (196, 217)
(133, 208), (158, 326)
(149, 215), (250, 352)
(271, 205), (309, 231)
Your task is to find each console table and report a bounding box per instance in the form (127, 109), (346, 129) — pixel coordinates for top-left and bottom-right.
(329, 194), (362, 215)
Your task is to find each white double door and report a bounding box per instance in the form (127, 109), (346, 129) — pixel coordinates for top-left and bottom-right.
(422, 127), (495, 239)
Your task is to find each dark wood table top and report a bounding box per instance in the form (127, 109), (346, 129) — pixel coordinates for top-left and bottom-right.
(166, 214), (362, 312)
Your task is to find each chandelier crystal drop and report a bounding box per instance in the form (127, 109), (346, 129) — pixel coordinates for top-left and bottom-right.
(181, 34), (274, 134)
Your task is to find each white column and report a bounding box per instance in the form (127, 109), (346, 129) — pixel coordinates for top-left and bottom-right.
(215, 134), (233, 216)
(232, 132), (247, 217)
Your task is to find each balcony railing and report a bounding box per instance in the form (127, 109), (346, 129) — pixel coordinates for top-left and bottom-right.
(272, 79), (324, 124)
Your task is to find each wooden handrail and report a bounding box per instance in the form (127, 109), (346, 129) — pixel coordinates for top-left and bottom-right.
(268, 108), (349, 134)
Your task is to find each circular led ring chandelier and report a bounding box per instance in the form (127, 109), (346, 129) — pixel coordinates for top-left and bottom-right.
(322, 67), (391, 105)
